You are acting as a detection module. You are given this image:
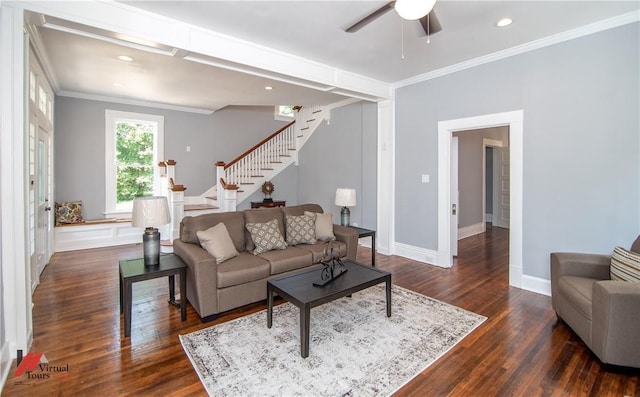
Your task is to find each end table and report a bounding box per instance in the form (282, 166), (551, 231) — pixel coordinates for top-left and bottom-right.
(351, 226), (376, 267)
(119, 253), (187, 337)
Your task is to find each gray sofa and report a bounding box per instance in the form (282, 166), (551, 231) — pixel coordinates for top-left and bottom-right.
(550, 236), (640, 368)
(174, 203), (358, 321)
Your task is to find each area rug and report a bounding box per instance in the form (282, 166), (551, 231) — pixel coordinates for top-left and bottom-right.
(180, 285), (486, 396)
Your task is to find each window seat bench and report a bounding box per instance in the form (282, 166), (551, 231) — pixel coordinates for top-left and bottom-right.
(54, 219), (139, 252)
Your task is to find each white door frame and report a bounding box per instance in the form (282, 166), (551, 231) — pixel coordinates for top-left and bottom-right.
(437, 110), (523, 288)
(482, 138), (505, 228)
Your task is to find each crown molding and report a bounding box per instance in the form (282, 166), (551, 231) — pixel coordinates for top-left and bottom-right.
(58, 91), (216, 115)
(393, 10), (640, 89)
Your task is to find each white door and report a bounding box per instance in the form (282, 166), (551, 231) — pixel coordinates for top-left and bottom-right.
(492, 147), (510, 228)
(29, 47), (54, 290)
(451, 136), (459, 256)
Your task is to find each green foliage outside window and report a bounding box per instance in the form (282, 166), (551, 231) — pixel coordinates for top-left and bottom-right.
(278, 105), (295, 118)
(116, 121), (154, 205)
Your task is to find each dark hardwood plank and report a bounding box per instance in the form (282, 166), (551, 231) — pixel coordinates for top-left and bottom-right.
(2, 226), (638, 396)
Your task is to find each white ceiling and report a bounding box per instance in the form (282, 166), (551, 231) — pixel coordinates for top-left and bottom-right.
(30, 1), (640, 113)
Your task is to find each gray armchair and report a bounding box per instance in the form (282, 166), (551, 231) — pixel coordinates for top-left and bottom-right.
(550, 236), (640, 368)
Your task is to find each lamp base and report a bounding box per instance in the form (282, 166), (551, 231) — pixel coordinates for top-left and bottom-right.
(142, 227), (161, 266)
(340, 207), (351, 227)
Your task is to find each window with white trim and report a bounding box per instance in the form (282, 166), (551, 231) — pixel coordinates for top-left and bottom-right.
(105, 110), (164, 216)
(274, 105), (295, 122)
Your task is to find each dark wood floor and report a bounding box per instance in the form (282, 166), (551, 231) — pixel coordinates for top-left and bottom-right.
(3, 225), (638, 396)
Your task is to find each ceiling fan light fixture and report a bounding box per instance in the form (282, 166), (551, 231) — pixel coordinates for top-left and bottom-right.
(395, 0), (436, 21)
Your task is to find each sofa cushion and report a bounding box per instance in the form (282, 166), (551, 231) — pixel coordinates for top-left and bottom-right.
(246, 218), (287, 255)
(260, 246), (313, 275)
(216, 252), (271, 288)
(244, 207), (285, 252)
(297, 241), (348, 263)
(285, 214), (317, 246)
(304, 211), (336, 241)
(181, 212), (246, 252)
(196, 223), (239, 264)
(611, 246), (640, 282)
(558, 276), (598, 320)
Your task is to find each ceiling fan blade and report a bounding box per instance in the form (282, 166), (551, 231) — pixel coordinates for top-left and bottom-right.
(419, 10), (442, 36)
(345, 1), (396, 33)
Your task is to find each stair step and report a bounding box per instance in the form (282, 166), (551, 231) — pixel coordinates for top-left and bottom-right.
(184, 204), (219, 211)
(301, 127), (309, 131)
(312, 109), (322, 114)
(279, 155), (291, 157)
(306, 119), (316, 123)
(297, 135), (304, 138)
(261, 168), (274, 170)
(240, 182), (255, 185)
(250, 175), (265, 177)
(271, 161), (283, 164)
(205, 195), (217, 200)
(288, 148), (296, 151)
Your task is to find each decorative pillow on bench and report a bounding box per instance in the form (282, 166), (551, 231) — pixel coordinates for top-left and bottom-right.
(197, 222), (239, 264)
(611, 246), (640, 282)
(285, 214), (317, 246)
(246, 218), (287, 255)
(304, 211), (335, 241)
(55, 201), (84, 226)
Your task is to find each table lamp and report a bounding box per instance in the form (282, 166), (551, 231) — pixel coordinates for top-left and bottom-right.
(335, 188), (356, 226)
(131, 196), (171, 266)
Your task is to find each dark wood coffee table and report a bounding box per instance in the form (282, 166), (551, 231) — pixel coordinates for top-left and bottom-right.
(267, 260), (391, 358)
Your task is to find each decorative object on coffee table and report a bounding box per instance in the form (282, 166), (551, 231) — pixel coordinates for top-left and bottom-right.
(313, 241), (348, 287)
(131, 196), (171, 266)
(335, 188), (356, 226)
(261, 181), (274, 202)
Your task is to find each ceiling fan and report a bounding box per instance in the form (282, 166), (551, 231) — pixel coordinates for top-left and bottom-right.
(345, 0), (442, 36)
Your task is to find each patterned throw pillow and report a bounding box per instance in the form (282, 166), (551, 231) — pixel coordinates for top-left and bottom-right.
(55, 201), (84, 226)
(246, 218), (287, 255)
(611, 246), (640, 282)
(285, 215), (317, 246)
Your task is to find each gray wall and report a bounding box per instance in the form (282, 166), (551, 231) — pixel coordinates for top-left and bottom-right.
(54, 99), (287, 219)
(395, 23), (639, 279)
(237, 163), (299, 210)
(298, 101), (378, 228)
(453, 126), (508, 228)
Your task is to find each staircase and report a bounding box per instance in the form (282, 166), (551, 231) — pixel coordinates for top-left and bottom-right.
(166, 105), (326, 234)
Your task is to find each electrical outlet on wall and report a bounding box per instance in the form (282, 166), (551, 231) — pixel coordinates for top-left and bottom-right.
(421, 174), (430, 183)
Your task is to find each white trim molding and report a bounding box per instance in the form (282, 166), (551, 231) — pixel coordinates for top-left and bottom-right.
(438, 110), (524, 286)
(393, 243), (439, 267)
(376, 99), (395, 256)
(458, 222), (485, 240)
(522, 275), (551, 296)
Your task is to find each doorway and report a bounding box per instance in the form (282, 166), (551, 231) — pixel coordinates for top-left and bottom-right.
(437, 110), (523, 288)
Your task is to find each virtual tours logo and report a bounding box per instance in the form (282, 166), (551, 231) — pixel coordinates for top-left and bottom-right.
(14, 351), (70, 384)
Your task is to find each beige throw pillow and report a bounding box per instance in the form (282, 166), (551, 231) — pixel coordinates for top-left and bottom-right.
(197, 222), (239, 264)
(246, 218), (287, 255)
(304, 211), (335, 241)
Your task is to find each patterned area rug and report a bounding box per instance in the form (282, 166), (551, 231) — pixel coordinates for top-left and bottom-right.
(180, 285), (486, 396)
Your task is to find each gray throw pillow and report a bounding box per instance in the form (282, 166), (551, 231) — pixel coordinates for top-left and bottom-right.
(304, 211), (335, 241)
(246, 218), (287, 255)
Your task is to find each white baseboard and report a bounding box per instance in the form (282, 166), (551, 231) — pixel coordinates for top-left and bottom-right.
(1, 341), (12, 392)
(358, 238), (372, 248)
(393, 242), (440, 267)
(522, 275), (551, 296)
(54, 222), (140, 252)
(458, 222), (484, 240)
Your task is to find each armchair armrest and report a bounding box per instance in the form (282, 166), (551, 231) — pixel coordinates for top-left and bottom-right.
(173, 239), (219, 319)
(333, 224), (358, 261)
(551, 252), (611, 280)
(591, 281), (640, 367)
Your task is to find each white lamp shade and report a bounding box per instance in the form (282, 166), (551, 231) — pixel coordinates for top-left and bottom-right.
(131, 196), (171, 228)
(395, 0), (436, 21)
(335, 188), (357, 207)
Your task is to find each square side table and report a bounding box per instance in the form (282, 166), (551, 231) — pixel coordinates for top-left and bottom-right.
(351, 226), (376, 267)
(119, 253), (187, 337)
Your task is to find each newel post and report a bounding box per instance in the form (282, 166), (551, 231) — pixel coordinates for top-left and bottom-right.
(216, 161), (225, 207)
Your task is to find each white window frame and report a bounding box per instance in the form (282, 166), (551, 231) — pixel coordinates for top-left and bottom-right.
(105, 110), (164, 217)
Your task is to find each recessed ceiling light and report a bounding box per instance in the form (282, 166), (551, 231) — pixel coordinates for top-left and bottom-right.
(496, 18), (513, 28)
(118, 55), (134, 62)
(113, 82), (123, 87)
(265, 86), (273, 90)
